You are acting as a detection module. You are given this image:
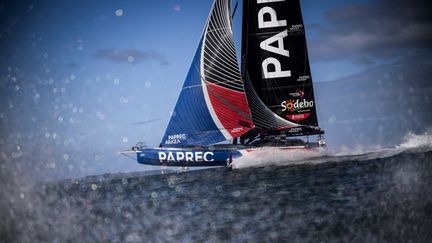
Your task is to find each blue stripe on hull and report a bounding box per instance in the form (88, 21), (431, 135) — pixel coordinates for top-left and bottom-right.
(137, 148), (242, 167)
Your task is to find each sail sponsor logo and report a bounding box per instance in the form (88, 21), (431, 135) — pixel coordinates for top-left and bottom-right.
(297, 76), (311, 82)
(281, 99), (314, 112)
(158, 151), (214, 163)
(231, 127), (244, 133)
(257, 0), (291, 79)
(288, 127), (303, 133)
(287, 113), (311, 121)
(165, 134), (187, 145)
(289, 90), (305, 98)
(289, 24), (304, 32)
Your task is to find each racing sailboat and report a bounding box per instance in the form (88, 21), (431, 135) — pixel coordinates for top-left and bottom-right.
(125, 0), (325, 166)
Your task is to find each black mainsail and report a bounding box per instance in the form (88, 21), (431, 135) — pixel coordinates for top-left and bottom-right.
(241, 0), (323, 137)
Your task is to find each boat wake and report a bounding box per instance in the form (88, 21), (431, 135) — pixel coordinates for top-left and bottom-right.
(397, 131), (432, 150)
(232, 131), (432, 169)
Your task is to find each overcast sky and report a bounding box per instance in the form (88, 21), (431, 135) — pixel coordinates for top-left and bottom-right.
(0, 0), (431, 179)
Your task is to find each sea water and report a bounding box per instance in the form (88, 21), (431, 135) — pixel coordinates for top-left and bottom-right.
(2, 134), (432, 242)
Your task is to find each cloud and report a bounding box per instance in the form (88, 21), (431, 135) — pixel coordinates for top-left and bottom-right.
(95, 48), (169, 65)
(309, 0), (432, 65)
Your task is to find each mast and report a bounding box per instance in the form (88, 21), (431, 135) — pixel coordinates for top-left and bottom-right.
(241, 0), (323, 137)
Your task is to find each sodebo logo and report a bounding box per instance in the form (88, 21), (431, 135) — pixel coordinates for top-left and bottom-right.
(158, 151), (214, 163)
(281, 99), (314, 112)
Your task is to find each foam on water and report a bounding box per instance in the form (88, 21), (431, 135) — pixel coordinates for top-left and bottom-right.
(233, 131), (432, 170)
(232, 148), (328, 169)
(397, 131), (432, 150)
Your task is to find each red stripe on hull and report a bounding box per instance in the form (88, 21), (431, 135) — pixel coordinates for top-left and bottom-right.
(206, 82), (254, 138)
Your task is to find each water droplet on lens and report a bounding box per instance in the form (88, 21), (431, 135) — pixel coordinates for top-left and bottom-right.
(115, 9), (124, 17)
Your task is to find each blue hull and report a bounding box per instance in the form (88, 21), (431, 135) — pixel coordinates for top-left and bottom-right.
(137, 147), (243, 167)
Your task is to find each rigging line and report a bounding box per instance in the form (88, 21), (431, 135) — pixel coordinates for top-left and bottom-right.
(211, 0), (225, 34)
(208, 9), (236, 45)
(224, 0), (233, 34)
(232, 0), (239, 19)
(203, 57), (241, 82)
(204, 40), (239, 71)
(206, 27), (238, 60)
(203, 55), (240, 80)
(213, 0), (226, 23)
(207, 28), (237, 54)
(216, 0), (229, 35)
(205, 42), (238, 67)
(203, 53), (240, 78)
(204, 71), (242, 89)
(182, 84), (204, 90)
(206, 27), (231, 35)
